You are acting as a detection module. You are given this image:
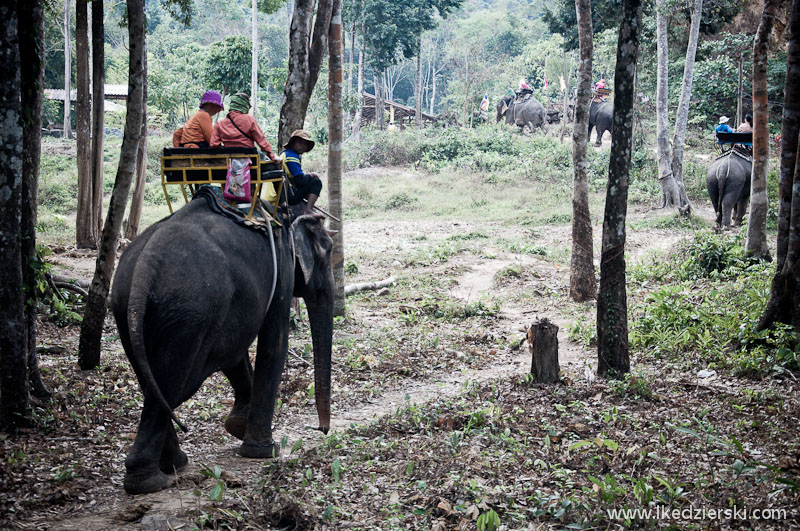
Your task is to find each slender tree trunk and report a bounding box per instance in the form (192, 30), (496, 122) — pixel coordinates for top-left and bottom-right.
(430, 55), (437, 115)
(125, 52), (147, 241)
(669, 0), (702, 213)
(251, 0), (258, 120)
(746, 0), (778, 260)
(78, 0), (145, 370)
(375, 73), (385, 129)
(736, 56), (743, 127)
(757, 0), (800, 333)
(655, 0), (680, 209)
(19, 0), (50, 400)
(91, 0), (104, 241)
(560, 50), (570, 142)
(328, 0), (345, 317)
(352, 42), (363, 140)
(0, 1), (30, 429)
(416, 35), (423, 128)
(597, 0), (643, 377)
(63, 0), (72, 139)
(279, 0), (334, 148)
(570, 0), (596, 303)
(75, 0), (93, 248)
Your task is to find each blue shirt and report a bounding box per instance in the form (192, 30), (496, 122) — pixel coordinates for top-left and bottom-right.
(283, 148), (304, 181)
(715, 123), (733, 143)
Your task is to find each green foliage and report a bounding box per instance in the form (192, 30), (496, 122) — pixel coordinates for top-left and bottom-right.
(543, 0), (623, 51)
(204, 35), (253, 95)
(198, 463), (227, 502)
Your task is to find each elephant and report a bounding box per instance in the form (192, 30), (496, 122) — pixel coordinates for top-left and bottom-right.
(706, 151), (752, 228)
(110, 191), (334, 495)
(496, 94), (546, 133)
(588, 100), (613, 146)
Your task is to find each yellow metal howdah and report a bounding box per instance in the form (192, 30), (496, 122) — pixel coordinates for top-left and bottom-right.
(161, 149), (285, 225)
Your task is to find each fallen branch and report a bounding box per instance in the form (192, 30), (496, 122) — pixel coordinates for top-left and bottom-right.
(51, 274), (90, 289)
(344, 276), (396, 296)
(53, 281), (89, 298)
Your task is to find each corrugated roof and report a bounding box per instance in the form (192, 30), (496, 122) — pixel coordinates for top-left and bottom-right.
(45, 84), (128, 101)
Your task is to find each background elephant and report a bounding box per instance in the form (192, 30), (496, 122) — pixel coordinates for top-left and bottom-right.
(111, 196), (334, 494)
(588, 100), (613, 146)
(496, 94), (546, 132)
(706, 151), (752, 228)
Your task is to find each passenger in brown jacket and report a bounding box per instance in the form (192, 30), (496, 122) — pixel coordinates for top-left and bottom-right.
(172, 90), (223, 148)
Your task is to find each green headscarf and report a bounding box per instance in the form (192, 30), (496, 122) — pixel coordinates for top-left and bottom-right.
(229, 93), (251, 114)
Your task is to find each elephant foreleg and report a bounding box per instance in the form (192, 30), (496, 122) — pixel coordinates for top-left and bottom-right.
(222, 356), (254, 441)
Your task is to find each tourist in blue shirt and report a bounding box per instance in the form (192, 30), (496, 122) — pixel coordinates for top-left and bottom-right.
(715, 115), (733, 143)
(282, 129), (323, 216)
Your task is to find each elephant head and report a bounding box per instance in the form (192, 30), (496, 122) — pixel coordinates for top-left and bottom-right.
(291, 214), (335, 434)
(496, 94), (513, 123)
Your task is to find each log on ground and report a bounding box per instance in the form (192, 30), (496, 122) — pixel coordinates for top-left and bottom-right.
(527, 318), (560, 383)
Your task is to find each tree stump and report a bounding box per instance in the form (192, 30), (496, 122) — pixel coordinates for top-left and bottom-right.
(527, 318), (560, 383)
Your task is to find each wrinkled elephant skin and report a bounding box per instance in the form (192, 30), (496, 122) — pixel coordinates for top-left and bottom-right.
(588, 101), (613, 146)
(706, 152), (752, 228)
(111, 199), (334, 494)
(496, 94), (546, 133)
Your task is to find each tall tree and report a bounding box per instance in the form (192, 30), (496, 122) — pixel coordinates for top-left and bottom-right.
(746, 0), (778, 260)
(569, 0), (596, 302)
(329, 0), (345, 316)
(20, 0), (50, 400)
(758, 0), (800, 333)
(79, 0), (146, 370)
(655, 0), (680, 208)
(597, 0), (643, 377)
(76, 0), (94, 248)
(669, 0), (703, 206)
(63, 0), (72, 139)
(279, 0), (334, 148)
(251, 0), (258, 120)
(91, 0), (104, 242)
(415, 35), (423, 128)
(0, 2), (28, 429)
(125, 52), (147, 241)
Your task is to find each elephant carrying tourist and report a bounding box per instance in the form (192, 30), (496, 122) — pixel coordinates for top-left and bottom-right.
(706, 150), (752, 228)
(111, 190), (334, 494)
(496, 93), (546, 133)
(588, 100), (613, 146)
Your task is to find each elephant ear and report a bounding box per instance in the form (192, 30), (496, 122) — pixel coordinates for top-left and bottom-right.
(292, 218), (316, 287)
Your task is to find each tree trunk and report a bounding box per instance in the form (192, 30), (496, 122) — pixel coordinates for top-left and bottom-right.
(560, 50), (570, 142)
(669, 0), (702, 213)
(19, 0), (50, 400)
(91, 0), (104, 241)
(569, 0), (596, 303)
(328, 0), (345, 317)
(279, 0), (334, 148)
(0, 1), (30, 429)
(736, 56), (743, 127)
(75, 0), (94, 248)
(78, 0), (145, 371)
(430, 54), (437, 116)
(597, 0), (643, 378)
(528, 319), (560, 383)
(655, 0), (680, 209)
(416, 36), (423, 128)
(746, 0), (778, 261)
(125, 53), (147, 241)
(63, 0), (72, 139)
(352, 43), (363, 141)
(375, 73), (385, 129)
(251, 0), (258, 120)
(757, 0), (800, 333)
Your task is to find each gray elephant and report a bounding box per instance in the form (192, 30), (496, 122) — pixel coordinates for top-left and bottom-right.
(706, 151), (752, 228)
(111, 191), (334, 494)
(496, 94), (546, 133)
(588, 100), (613, 146)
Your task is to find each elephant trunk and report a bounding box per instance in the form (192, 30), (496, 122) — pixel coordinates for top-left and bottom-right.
(306, 289), (333, 434)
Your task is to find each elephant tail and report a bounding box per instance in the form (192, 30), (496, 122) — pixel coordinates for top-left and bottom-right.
(127, 262), (189, 433)
(715, 156), (730, 210)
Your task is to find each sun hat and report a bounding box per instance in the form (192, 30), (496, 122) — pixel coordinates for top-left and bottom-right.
(200, 90), (223, 110)
(719, 116), (730, 124)
(229, 93), (251, 114)
(285, 129), (315, 151)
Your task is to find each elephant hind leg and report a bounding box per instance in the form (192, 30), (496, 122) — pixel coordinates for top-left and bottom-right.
(124, 403), (173, 494)
(733, 197), (749, 226)
(222, 356), (254, 441)
(159, 423), (188, 474)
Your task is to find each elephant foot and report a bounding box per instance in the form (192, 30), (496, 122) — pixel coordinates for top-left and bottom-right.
(159, 448), (188, 474)
(239, 439), (280, 459)
(124, 467), (172, 495)
(224, 415), (247, 441)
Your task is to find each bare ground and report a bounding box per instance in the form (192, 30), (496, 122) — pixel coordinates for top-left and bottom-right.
(2, 168), (797, 530)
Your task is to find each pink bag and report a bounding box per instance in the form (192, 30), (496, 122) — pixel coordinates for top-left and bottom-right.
(223, 158), (252, 203)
